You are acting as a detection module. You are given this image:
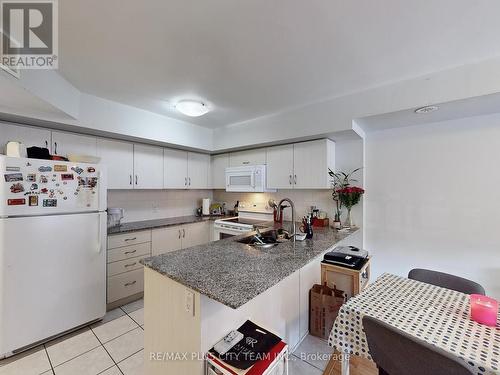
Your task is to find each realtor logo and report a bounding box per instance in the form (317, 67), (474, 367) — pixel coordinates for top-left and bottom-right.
(1, 0), (58, 71)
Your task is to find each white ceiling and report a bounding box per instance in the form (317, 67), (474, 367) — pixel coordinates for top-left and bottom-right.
(356, 92), (500, 132)
(59, 0), (500, 129)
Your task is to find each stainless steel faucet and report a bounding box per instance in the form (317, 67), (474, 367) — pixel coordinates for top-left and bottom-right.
(273, 198), (296, 241)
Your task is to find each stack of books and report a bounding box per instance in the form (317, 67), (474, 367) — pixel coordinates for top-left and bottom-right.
(206, 320), (288, 375)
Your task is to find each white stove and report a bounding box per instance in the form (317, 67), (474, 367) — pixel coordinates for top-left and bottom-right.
(213, 203), (273, 240)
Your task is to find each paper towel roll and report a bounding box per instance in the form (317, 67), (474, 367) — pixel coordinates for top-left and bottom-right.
(202, 198), (210, 216)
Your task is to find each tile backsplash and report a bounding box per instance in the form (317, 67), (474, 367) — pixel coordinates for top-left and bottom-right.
(213, 189), (363, 227)
(108, 189), (213, 223)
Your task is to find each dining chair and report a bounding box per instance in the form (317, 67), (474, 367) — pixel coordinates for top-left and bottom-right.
(362, 316), (473, 375)
(408, 268), (485, 295)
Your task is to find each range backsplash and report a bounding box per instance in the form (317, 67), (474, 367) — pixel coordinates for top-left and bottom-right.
(213, 189), (362, 227)
(108, 189), (213, 223)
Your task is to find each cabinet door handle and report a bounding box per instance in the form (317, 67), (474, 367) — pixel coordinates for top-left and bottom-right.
(185, 177), (187, 186)
(124, 249), (137, 255)
(124, 280), (137, 287)
(124, 237), (137, 242)
(294, 175), (297, 185)
(135, 175), (138, 185)
(188, 177), (191, 186)
(178, 230), (181, 239)
(45, 140), (48, 149)
(289, 175), (292, 185)
(182, 229), (186, 238)
(124, 262), (137, 268)
(242, 161), (250, 165)
(54, 142), (58, 155)
(129, 175), (132, 185)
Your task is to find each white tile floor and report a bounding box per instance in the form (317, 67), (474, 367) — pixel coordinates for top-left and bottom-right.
(0, 299), (144, 375)
(0, 298), (331, 375)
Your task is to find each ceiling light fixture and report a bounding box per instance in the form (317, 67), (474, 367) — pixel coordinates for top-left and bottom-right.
(414, 105), (439, 114)
(175, 100), (210, 117)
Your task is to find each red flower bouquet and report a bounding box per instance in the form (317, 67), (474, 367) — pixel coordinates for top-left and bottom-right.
(336, 186), (365, 209)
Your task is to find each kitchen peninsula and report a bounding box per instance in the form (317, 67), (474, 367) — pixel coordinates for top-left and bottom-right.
(142, 224), (361, 375)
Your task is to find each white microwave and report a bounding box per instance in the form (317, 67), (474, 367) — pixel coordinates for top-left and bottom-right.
(225, 165), (276, 192)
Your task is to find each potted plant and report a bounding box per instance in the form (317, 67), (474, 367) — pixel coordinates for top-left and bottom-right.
(329, 168), (364, 229)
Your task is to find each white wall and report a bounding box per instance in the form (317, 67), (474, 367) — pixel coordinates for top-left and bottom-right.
(108, 190), (213, 223)
(365, 113), (500, 299)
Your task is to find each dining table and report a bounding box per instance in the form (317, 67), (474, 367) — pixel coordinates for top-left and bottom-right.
(328, 273), (500, 375)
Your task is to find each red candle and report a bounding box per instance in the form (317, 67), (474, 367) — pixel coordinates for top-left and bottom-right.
(470, 294), (498, 327)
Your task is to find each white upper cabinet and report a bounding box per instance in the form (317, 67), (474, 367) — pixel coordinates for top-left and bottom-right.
(97, 138), (134, 189)
(265, 139), (335, 190)
(133, 144), (164, 189)
(164, 149), (210, 189)
(266, 144), (294, 189)
(293, 139), (335, 189)
(187, 152), (209, 189)
(211, 154), (229, 189)
(52, 131), (97, 158)
(164, 148), (188, 189)
(0, 123), (51, 153)
(229, 148), (266, 166)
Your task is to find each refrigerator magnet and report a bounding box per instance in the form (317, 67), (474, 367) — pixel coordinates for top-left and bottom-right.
(71, 166), (84, 174)
(38, 166), (52, 172)
(40, 188), (48, 194)
(30, 183), (39, 190)
(54, 165), (67, 172)
(26, 173), (37, 182)
(6, 166), (21, 172)
(87, 167), (95, 173)
(29, 196), (38, 206)
(42, 199), (57, 207)
(7, 198), (25, 205)
(4, 173), (23, 182)
(61, 173), (74, 180)
(40, 175), (48, 184)
(9, 183), (24, 193)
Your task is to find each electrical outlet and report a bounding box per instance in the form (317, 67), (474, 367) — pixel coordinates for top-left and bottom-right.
(185, 290), (194, 316)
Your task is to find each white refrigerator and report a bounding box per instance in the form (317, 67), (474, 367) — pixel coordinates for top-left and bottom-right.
(0, 155), (107, 358)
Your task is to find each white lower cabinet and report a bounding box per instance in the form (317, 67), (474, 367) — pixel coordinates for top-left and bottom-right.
(151, 222), (211, 256)
(107, 269), (145, 304)
(151, 226), (182, 256)
(106, 230), (152, 306)
(182, 222), (211, 249)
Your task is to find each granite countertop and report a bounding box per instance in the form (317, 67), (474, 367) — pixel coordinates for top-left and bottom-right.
(107, 215), (225, 234)
(142, 224), (360, 309)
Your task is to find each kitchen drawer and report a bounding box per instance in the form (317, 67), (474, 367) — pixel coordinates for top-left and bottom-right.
(107, 254), (147, 277)
(107, 242), (151, 263)
(107, 230), (151, 249)
(107, 268), (144, 303)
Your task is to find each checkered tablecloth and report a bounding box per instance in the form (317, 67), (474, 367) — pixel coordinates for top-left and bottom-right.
(328, 273), (500, 375)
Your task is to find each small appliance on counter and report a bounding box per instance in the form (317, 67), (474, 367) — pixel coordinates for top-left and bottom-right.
(323, 246), (369, 270)
(107, 207), (124, 227)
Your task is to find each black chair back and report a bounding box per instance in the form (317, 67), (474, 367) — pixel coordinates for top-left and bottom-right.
(363, 316), (473, 375)
(408, 268), (485, 295)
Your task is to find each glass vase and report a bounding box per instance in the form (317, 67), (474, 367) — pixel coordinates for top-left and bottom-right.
(344, 207), (353, 228)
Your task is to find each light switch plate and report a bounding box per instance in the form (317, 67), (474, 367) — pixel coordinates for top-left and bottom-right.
(185, 290), (194, 316)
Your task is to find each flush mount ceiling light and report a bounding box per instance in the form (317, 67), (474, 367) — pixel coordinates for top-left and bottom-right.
(175, 100), (210, 117)
(414, 105), (439, 114)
